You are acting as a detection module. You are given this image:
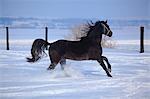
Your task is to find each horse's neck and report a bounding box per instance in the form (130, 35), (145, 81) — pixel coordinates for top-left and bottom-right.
(80, 34), (102, 44)
(99, 34), (102, 42)
(84, 37), (102, 47)
(95, 34), (102, 44)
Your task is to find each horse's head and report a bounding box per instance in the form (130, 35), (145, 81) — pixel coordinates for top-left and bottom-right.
(86, 20), (113, 39)
(95, 20), (113, 37)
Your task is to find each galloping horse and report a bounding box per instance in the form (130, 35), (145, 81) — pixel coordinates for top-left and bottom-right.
(27, 20), (113, 77)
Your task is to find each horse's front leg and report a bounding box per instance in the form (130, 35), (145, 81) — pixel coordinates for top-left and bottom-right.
(102, 56), (111, 72)
(97, 58), (112, 77)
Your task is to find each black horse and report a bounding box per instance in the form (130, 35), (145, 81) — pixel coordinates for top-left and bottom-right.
(27, 20), (113, 77)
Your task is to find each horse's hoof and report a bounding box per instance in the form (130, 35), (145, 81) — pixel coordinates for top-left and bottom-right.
(47, 66), (55, 70)
(107, 74), (112, 77)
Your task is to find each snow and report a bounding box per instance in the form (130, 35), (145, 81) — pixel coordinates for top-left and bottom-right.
(0, 28), (150, 99)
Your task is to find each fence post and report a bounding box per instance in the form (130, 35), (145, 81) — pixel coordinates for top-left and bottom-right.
(6, 27), (9, 50)
(140, 26), (144, 53)
(45, 27), (48, 50)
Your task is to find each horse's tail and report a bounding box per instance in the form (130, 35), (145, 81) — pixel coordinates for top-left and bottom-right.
(26, 39), (51, 63)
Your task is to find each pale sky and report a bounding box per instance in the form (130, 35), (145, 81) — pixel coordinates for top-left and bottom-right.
(0, 0), (149, 19)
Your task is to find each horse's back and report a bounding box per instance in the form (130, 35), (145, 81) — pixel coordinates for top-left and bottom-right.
(50, 39), (90, 52)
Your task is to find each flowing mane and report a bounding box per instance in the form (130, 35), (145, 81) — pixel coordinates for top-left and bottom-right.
(69, 21), (96, 41)
(81, 21), (95, 37)
(70, 20), (105, 40)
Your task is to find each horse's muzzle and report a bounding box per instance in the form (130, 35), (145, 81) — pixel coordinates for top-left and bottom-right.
(108, 31), (113, 37)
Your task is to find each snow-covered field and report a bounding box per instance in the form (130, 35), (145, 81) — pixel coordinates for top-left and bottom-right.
(0, 28), (150, 99)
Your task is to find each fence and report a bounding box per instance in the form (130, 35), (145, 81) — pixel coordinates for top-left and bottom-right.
(5, 27), (48, 50)
(2, 26), (145, 53)
(140, 26), (144, 53)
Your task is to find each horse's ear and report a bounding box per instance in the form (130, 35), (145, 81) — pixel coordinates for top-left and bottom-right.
(105, 20), (107, 23)
(90, 20), (94, 25)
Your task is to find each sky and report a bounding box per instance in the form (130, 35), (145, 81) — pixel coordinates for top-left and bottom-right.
(0, 0), (149, 19)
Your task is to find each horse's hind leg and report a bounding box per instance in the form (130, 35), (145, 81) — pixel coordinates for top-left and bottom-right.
(47, 63), (57, 70)
(97, 59), (112, 77)
(102, 56), (111, 72)
(47, 57), (59, 70)
(60, 58), (66, 70)
(47, 50), (61, 70)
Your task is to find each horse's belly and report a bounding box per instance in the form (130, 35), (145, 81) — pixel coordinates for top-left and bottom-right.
(64, 53), (89, 60)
